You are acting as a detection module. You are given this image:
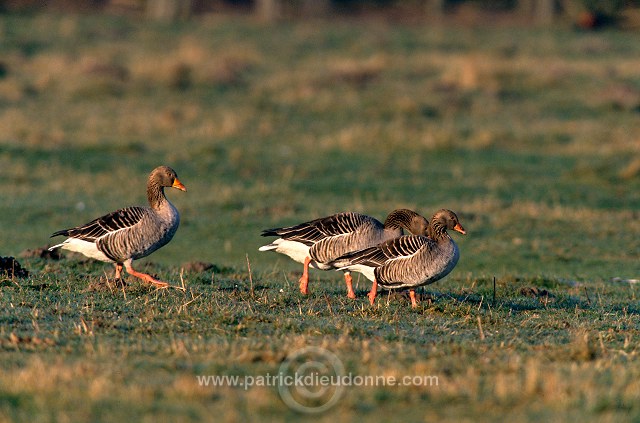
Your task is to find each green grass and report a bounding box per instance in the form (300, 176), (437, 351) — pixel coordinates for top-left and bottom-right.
(0, 12), (639, 422)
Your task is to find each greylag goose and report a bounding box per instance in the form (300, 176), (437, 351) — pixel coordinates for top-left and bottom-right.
(259, 209), (429, 299)
(49, 166), (186, 288)
(329, 209), (465, 308)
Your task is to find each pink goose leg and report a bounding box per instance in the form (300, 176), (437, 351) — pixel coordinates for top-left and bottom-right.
(344, 273), (356, 299)
(409, 290), (418, 308)
(124, 260), (169, 288)
(367, 279), (378, 305)
(299, 256), (311, 295)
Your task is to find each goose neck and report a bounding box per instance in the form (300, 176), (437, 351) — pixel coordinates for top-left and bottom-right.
(427, 220), (448, 241)
(147, 180), (167, 209)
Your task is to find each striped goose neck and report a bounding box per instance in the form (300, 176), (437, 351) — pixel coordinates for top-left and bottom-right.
(147, 178), (168, 209)
(384, 209), (420, 232)
(427, 218), (449, 241)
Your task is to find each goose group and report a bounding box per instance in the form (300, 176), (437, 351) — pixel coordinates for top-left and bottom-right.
(329, 209), (466, 308)
(48, 165), (466, 307)
(259, 209), (429, 298)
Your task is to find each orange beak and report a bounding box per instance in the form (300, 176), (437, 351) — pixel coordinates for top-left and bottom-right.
(172, 178), (187, 192)
(454, 223), (466, 235)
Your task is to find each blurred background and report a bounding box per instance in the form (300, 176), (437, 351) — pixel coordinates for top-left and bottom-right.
(0, 0), (638, 282)
(2, 0), (640, 28)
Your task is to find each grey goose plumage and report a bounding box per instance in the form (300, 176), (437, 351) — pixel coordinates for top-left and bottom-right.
(329, 209), (466, 308)
(49, 166), (186, 288)
(259, 209), (429, 298)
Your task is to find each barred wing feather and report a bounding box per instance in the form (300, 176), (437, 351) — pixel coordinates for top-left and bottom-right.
(336, 235), (427, 268)
(261, 212), (371, 246)
(51, 207), (147, 242)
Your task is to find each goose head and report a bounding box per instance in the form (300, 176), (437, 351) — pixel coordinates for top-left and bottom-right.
(428, 209), (466, 240)
(147, 166), (186, 208)
(150, 166), (187, 192)
(384, 209), (429, 235)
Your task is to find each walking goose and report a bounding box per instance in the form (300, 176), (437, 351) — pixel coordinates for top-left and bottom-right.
(49, 165), (186, 288)
(259, 209), (429, 298)
(329, 209), (465, 308)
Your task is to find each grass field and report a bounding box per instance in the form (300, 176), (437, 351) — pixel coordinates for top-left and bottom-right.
(0, 11), (639, 422)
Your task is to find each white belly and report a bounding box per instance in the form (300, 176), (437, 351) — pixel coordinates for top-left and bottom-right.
(341, 264), (376, 282)
(54, 238), (112, 262)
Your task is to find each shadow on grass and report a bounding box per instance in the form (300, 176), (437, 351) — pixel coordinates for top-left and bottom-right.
(388, 287), (597, 314)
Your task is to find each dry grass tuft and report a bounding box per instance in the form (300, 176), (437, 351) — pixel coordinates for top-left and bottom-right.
(619, 157), (640, 179)
(568, 330), (599, 361)
(328, 55), (387, 86)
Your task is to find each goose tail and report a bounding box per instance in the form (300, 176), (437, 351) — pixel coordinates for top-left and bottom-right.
(48, 242), (65, 251)
(258, 243), (277, 252)
(49, 229), (71, 251)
